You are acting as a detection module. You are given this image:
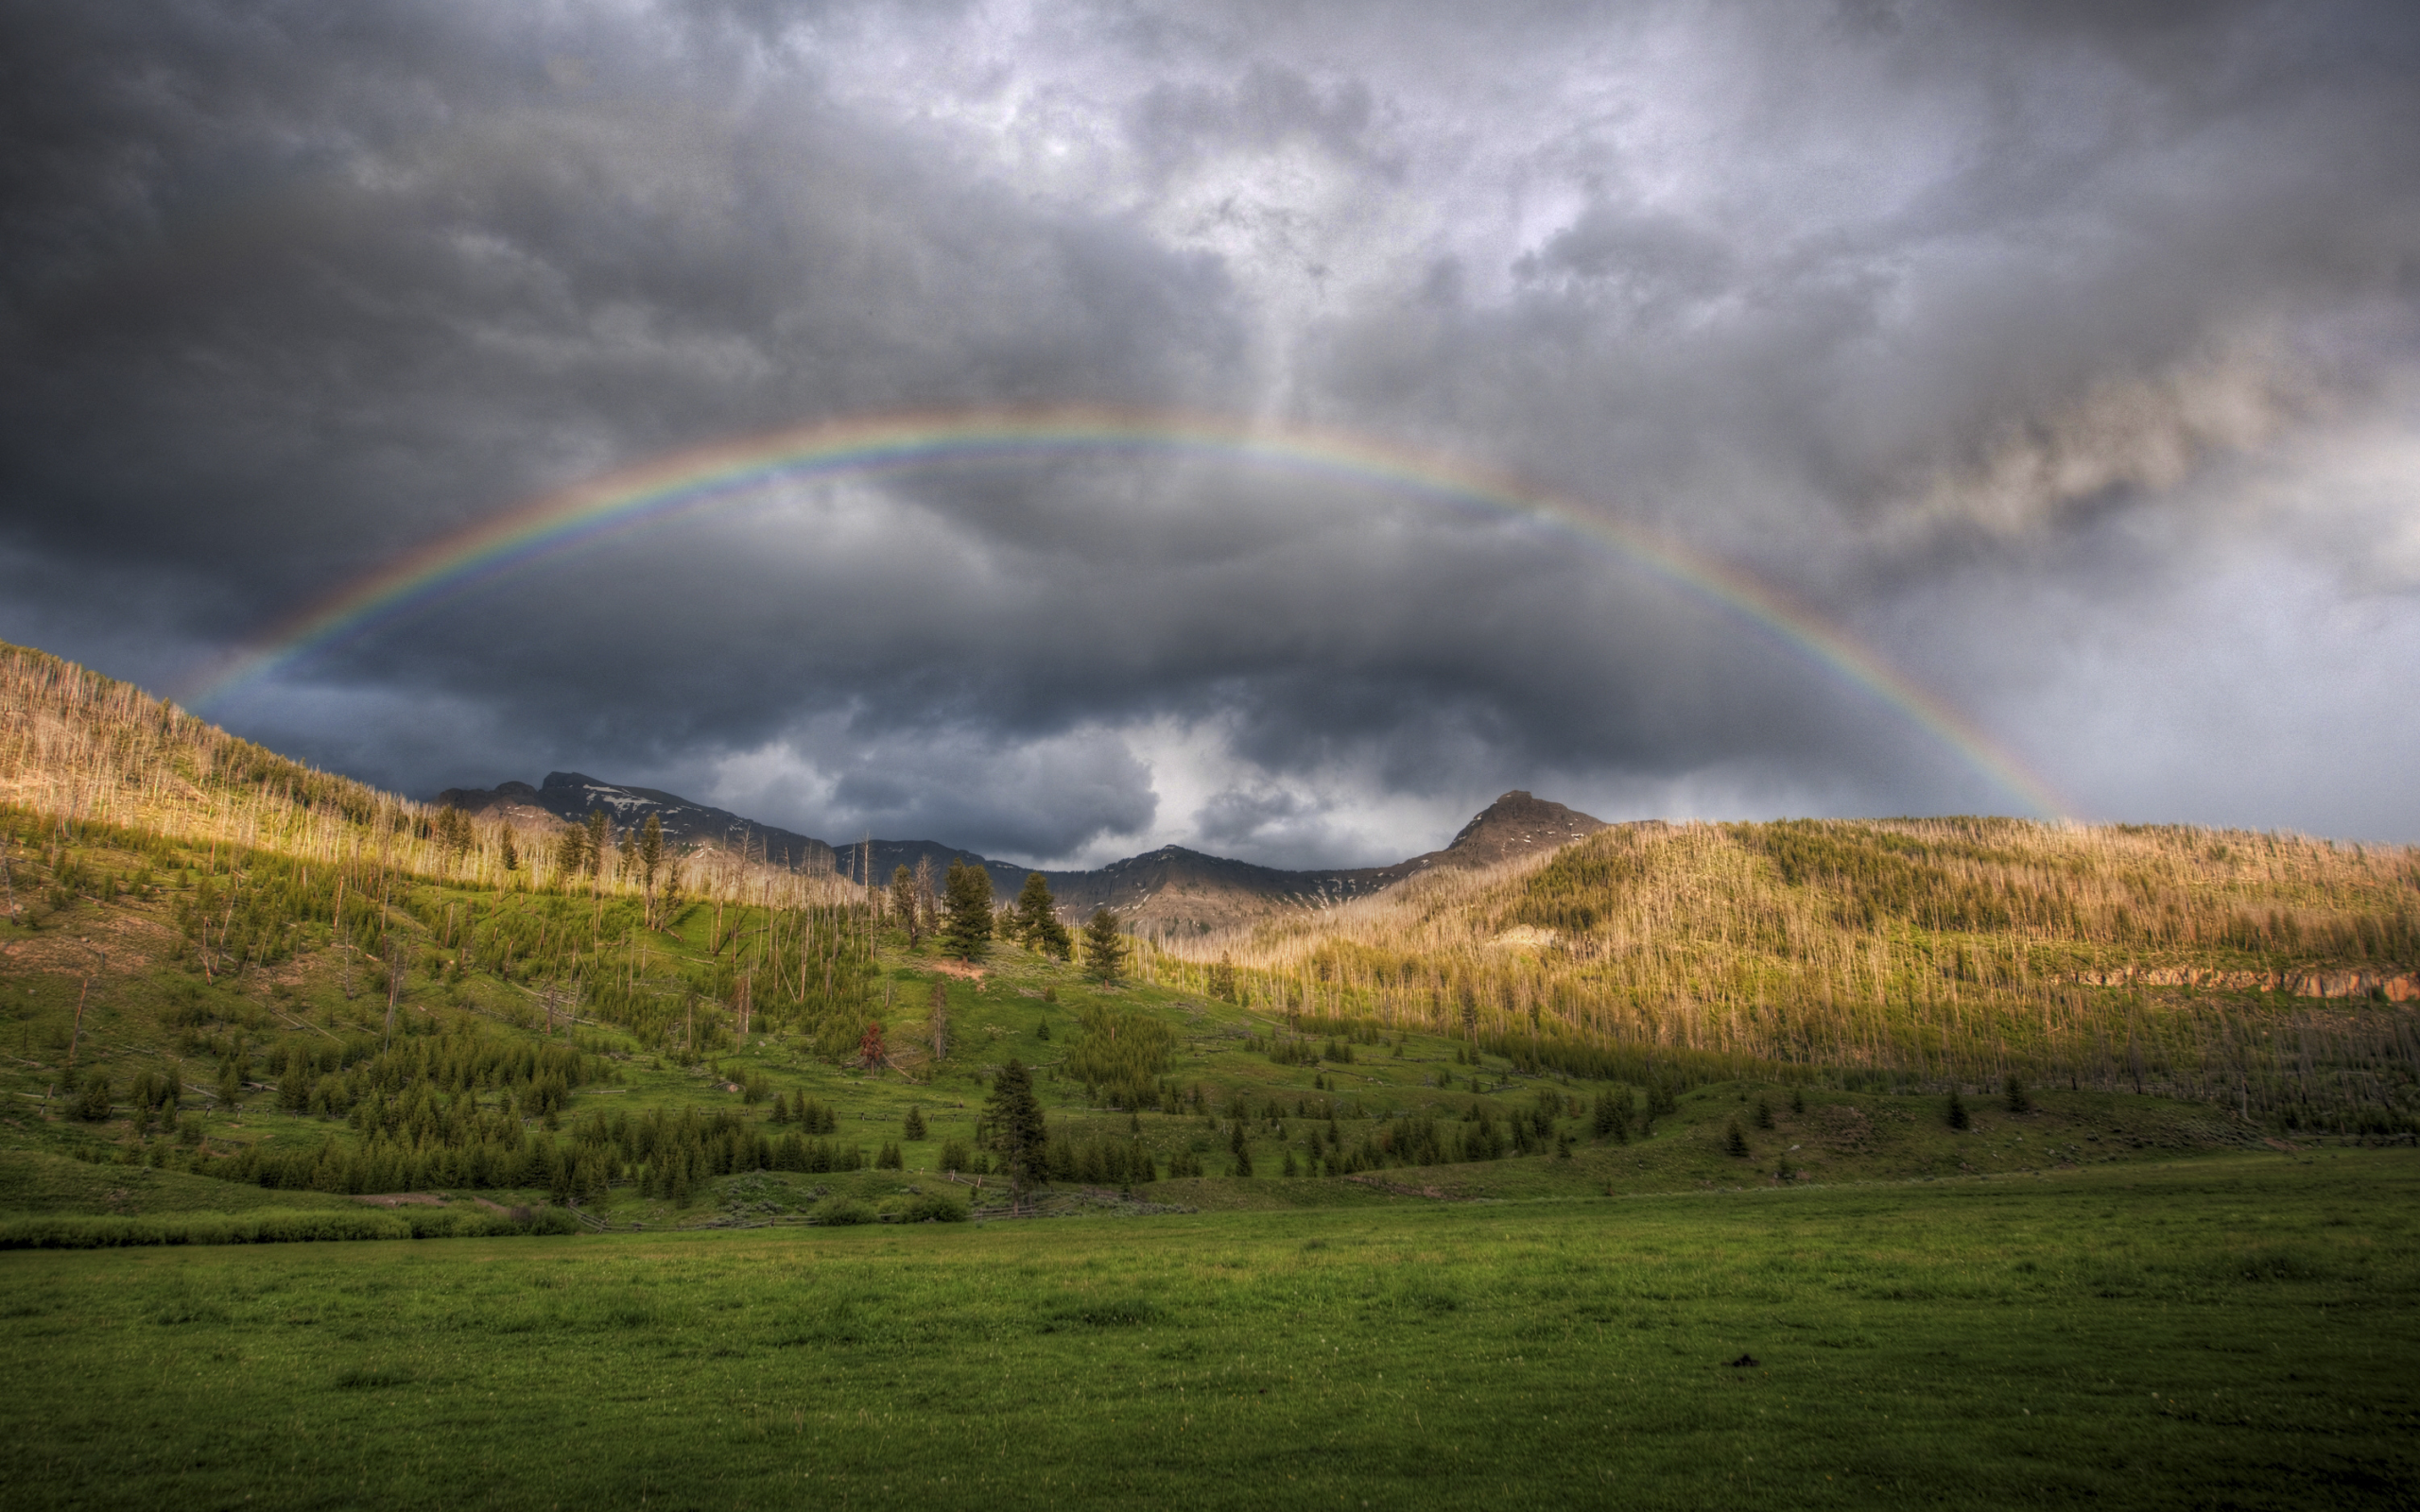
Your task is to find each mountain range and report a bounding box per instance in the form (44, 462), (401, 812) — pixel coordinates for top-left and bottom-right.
(431, 772), (1607, 933)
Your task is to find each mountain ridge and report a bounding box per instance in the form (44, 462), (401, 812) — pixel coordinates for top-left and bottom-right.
(432, 774), (1608, 932)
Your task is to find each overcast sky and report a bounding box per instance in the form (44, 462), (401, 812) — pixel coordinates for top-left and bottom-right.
(5, 1), (2417, 867)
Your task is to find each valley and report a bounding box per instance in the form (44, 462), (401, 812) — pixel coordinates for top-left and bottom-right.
(3, 637), (2416, 1506)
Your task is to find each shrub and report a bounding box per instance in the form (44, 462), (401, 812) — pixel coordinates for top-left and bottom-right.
(898, 1193), (968, 1223)
(1724, 1120), (1750, 1158)
(1946, 1090), (1972, 1130)
(75, 1071), (112, 1122)
(813, 1196), (877, 1226)
(2003, 1074), (2031, 1113)
(1752, 1096), (1774, 1130)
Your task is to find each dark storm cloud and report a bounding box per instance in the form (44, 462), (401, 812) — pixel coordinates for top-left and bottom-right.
(5, 0), (2418, 861)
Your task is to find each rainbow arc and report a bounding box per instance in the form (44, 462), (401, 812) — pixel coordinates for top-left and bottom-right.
(183, 406), (2069, 821)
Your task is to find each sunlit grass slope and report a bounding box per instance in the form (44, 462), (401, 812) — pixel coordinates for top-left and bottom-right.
(1159, 816), (2420, 1132)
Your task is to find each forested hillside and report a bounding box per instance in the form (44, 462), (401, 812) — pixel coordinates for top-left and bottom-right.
(1155, 817), (2420, 1132)
(1, 641), (2414, 1237)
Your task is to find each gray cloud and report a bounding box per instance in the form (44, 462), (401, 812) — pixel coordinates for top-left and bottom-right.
(5, 0), (2419, 861)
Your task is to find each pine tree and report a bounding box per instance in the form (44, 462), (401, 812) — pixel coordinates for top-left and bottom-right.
(1083, 907), (1127, 982)
(2003, 1074), (2031, 1113)
(1946, 1089), (1972, 1129)
(552, 825), (588, 885)
(985, 1057), (1047, 1212)
(1789, 1085), (1806, 1116)
(1228, 1118), (1253, 1177)
(1008, 872), (1072, 958)
(583, 809), (611, 887)
(1753, 1095), (1774, 1130)
(942, 859), (994, 961)
(904, 1106), (927, 1141)
(1724, 1118), (1750, 1158)
(499, 822), (519, 872)
(1206, 953), (1237, 1003)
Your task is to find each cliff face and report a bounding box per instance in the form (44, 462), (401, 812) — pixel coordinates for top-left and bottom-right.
(431, 776), (1608, 931)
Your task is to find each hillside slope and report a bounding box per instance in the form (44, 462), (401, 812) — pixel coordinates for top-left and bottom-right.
(1153, 816), (2420, 1129)
(1, 635), (2413, 1232)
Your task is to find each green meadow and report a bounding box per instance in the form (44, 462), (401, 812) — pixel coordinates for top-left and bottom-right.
(5, 1151), (2414, 1510)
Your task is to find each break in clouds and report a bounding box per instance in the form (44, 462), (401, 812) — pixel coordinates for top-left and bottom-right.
(4, 1), (2418, 866)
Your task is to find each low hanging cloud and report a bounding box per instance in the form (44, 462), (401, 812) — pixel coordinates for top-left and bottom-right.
(4, 0), (2418, 860)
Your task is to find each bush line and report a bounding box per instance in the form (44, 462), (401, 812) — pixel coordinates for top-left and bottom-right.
(0, 1206), (580, 1249)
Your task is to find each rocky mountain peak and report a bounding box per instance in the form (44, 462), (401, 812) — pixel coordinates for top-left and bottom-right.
(1440, 790), (1607, 867)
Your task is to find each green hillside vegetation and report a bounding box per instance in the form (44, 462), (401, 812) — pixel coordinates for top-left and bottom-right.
(0, 640), (2414, 1234)
(6, 642), (2419, 1505)
(1157, 817), (2420, 1135)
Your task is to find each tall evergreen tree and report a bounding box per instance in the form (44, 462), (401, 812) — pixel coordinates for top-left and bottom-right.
(553, 824), (588, 885)
(1082, 906), (1127, 981)
(985, 1057), (1047, 1212)
(583, 808), (611, 891)
(942, 858), (994, 960)
(1008, 872), (1072, 958)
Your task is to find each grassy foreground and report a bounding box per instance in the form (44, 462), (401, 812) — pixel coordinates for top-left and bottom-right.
(5, 1152), (2414, 1510)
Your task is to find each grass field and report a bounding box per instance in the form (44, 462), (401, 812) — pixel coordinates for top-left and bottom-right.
(4, 1150), (2413, 1510)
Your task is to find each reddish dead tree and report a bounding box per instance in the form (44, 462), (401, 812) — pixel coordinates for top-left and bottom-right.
(856, 1021), (887, 1072)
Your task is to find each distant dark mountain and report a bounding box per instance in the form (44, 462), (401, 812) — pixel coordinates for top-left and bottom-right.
(431, 776), (1604, 933)
(1041, 791), (1610, 934)
(434, 772), (838, 873)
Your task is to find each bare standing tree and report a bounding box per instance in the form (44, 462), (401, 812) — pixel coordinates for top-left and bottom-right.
(637, 813), (666, 928)
(926, 980), (950, 1062)
(383, 935), (405, 1048)
(890, 865), (925, 946)
(912, 854), (937, 936)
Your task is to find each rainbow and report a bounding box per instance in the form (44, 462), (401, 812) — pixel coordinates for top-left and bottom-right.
(182, 405), (2070, 819)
